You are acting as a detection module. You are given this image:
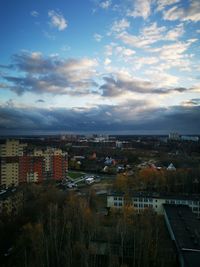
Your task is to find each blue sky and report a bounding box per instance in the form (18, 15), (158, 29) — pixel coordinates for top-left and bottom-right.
(0, 0), (200, 135)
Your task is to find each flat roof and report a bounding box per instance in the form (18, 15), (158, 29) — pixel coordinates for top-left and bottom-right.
(163, 205), (200, 267)
(107, 191), (200, 201)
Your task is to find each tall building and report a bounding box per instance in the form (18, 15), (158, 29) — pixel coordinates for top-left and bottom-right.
(0, 140), (27, 188)
(0, 139), (68, 188)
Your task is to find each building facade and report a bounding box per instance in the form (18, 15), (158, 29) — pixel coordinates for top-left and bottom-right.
(107, 192), (200, 217)
(0, 139), (68, 188)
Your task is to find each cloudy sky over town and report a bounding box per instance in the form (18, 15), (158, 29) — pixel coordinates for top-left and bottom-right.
(0, 0), (200, 134)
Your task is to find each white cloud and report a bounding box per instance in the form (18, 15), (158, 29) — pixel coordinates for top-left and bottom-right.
(149, 39), (197, 71)
(99, 0), (112, 9)
(114, 46), (136, 62)
(163, 0), (200, 22)
(156, 0), (180, 11)
(104, 58), (111, 65)
(145, 69), (179, 87)
(31, 10), (39, 17)
(104, 43), (116, 56)
(48, 10), (68, 31)
(132, 56), (159, 70)
(117, 22), (184, 49)
(94, 33), (103, 42)
(117, 22), (166, 48)
(111, 19), (130, 33)
(165, 23), (184, 40)
(127, 0), (152, 19)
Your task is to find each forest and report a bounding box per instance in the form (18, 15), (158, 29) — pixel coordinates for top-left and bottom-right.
(1, 184), (178, 267)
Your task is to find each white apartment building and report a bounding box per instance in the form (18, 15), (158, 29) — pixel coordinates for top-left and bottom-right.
(107, 192), (200, 217)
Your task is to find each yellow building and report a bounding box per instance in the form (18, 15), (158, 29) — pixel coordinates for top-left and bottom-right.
(0, 140), (27, 188)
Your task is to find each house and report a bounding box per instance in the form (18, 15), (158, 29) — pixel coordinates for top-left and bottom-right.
(167, 163), (176, 171)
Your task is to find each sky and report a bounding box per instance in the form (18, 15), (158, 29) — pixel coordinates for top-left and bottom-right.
(0, 0), (200, 135)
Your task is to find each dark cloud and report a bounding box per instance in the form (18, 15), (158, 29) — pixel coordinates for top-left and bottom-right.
(36, 99), (45, 103)
(1, 52), (98, 96)
(0, 100), (199, 134)
(182, 98), (200, 106)
(100, 74), (189, 97)
(1, 52), (191, 97)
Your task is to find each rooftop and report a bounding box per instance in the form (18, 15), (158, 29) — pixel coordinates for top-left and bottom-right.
(163, 204), (200, 267)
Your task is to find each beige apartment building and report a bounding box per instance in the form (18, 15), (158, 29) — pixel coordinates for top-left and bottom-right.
(0, 140), (27, 188)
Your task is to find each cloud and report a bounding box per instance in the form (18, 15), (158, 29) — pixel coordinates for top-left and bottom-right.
(1, 51), (99, 96)
(30, 10), (39, 17)
(0, 101), (199, 134)
(182, 98), (200, 106)
(127, 0), (152, 19)
(100, 72), (188, 97)
(149, 39), (196, 70)
(36, 99), (45, 103)
(163, 0), (200, 22)
(48, 10), (68, 31)
(156, 0), (180, 11)
(99, 0), (112, 9)
(104, 58), (111, 65)
(94, 33), (103, 42)
(111, 19), (130, 33)
(117, 22), (182, 49)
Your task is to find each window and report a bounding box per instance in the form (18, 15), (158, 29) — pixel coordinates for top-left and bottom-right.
(118, 202), (122, 206)
(114, 202), (118, 206)
(134, 204), (138, 207)
(114, 197), (117, 201)
(118, 197), (123, 201)
(133, 198), (138, 202)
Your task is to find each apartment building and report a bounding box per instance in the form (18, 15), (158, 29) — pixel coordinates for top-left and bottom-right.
(107, 192), (200, 218)
(0, 140), (27, 188)
(0, 139), (68, 188)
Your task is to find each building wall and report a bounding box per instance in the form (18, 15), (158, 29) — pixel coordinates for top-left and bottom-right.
(0, 140), (68, 188)
(0, 160), (19, 188)
(0, 140), (26, 157)
(107, 195), (200, 217)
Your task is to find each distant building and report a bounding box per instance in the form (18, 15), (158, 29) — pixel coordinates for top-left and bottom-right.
(181, 136), (199, 142)
(168, 132), (180, 141)
(116, 141), (123, 148)
(167, 163), (176, 171)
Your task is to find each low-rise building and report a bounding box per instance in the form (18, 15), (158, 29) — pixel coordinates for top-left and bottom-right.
(107, 192), (200, 218)
(164, 205), (200, 267)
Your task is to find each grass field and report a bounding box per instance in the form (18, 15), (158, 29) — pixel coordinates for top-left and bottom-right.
(67, 171), (85, 179)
